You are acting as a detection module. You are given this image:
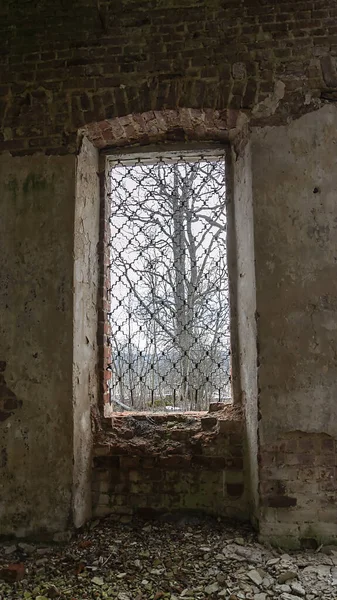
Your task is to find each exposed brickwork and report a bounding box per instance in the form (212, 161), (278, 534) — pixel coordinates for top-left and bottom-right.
(97, 161), (112, 413)
(83, 108), (244, 149)
(1, 0), (337, 156)
(92, 407), (248, 519)
(259, 431), (337, 546)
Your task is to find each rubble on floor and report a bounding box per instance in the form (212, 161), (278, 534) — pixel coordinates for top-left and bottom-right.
(0, 515), (336, 599)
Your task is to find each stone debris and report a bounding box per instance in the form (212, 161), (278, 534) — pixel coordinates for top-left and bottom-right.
(291, 582), (305, 595)
(277, 570), (298, 584)
(17, 543), (35, 555)
(247, 569), (263, 586)
(205, 582), (220, 594)
(4, 546), (17, 556)
(0, 516), (336, 598)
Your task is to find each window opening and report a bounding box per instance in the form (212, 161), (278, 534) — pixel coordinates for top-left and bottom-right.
(107, 151), (231, 412)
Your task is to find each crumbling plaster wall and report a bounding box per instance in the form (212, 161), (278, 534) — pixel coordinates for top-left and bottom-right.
(1, 0), (337, 542)
(230, 141), (258, 523)
(0, 143), (99, 538)
(252, 104), (337, 547)
(0, 154), (75, 537)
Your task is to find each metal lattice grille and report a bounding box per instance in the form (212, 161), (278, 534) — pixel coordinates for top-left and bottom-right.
(107, 153), (231, 411)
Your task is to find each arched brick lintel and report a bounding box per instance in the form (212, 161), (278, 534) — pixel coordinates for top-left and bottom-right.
(81, 108), (248, 150)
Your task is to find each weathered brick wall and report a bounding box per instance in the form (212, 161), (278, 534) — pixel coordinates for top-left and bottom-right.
(1, 0), (337, 156)
(2, 0), (337, 545)
(92, 406), (248, 520)
(259, 432), (337, 547)
(252, 105), (337, 548)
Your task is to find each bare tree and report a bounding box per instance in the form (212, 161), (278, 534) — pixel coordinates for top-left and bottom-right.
(108, 158), (230, 411)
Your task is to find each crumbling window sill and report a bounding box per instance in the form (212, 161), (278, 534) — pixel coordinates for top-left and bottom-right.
(95, 403), (243, 464)
(92, 403), (246, 520)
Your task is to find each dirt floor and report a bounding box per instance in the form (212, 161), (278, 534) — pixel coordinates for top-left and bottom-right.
(0, 515), (336, 600)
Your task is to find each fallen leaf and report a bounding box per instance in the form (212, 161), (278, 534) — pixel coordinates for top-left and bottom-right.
(92, 576), (104, 586)
(78, 540), (92, 549)
(75, 562), (85, 575)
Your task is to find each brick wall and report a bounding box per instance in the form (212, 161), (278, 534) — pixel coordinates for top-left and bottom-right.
(251, 106), (337, 547)
(92, 406), (248, 520)
(2, 0), (337, 545)
(259, 431), (337, 547)
(1, 0), (337, 156)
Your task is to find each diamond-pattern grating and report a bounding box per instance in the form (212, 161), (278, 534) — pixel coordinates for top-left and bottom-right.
(107, 154), (231, 411)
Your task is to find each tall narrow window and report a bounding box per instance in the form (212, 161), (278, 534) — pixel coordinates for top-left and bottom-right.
(107, 151), (231, 412)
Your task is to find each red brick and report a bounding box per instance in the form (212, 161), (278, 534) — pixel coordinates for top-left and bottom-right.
(266, 495), (297, 508)
(321, 437), (335, 452)
(120, 456), (140, 469)
(0, 564), (25, 583)
(297, 453), (314, 467)
(226, 482), (244, 497)
(160, 455), (191, 469)
(298, 438), (316, 452)
(201, 416), (217, 431)
(226, 456), (244, 470)
(144, 468), (163, 481)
